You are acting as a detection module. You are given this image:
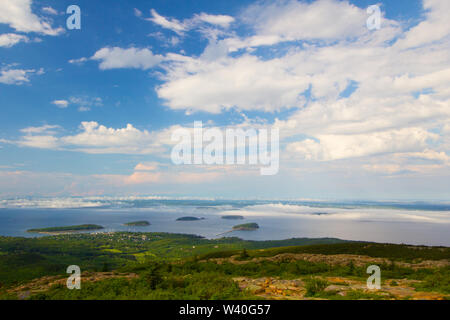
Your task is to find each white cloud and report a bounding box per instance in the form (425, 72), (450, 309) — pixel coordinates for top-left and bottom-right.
(42, 6), (58, 15)
(68, 57), (88, 65)
(8, 121), (271, 161)
(20, 124), (60, 134)
(51, 96), (102, 111)
(10, 121), (172, 155)
(52, 100), (69, 108)
(58, 122), (167, 154)
(0, 33), (28, 47)
(395, 0), (450, 49)
(402, 149), (450, 165)
(170, 36), (180, 46)
(287, 128), (439, 161)
(18, 135), (60, 149)
(241, 0), (370, 43)
(157, 53), (309, 113)
(151, 0), (449, 172)
(361, 150), (450, 175)
(443, 124), (450, 134)
(194, 13), (235, 28)
(0, 0), (63, 35)
(147, 9), (188, 35)
(146, 9), (235, 35)
(69, 96), (103, 111)
(5, 0), (450, 191)
(0, 67), (41, 85)
(91, 47), (164, 70)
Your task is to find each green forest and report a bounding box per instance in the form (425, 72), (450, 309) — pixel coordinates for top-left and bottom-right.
(0, 232), (448, 300)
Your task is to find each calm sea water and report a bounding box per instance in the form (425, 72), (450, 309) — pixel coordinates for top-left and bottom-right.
(0, 200), (449, 246)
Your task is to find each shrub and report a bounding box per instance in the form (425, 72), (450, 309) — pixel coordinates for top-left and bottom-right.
(239, 249), (250, 260)
(304, 277), (329, 297)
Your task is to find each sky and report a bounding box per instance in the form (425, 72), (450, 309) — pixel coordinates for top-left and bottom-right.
(0, 0), (449, 200)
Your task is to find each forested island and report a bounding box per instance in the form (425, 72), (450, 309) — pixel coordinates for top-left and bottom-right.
(221, 215), (244, 220)
(27, 224), (104, 234)
(176, 217), (205, 221)
(123, 221), (151, 226)
(232, 223), (259, 231)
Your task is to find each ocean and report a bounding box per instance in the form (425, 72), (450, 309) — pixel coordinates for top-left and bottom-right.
(0, 198), (449, 246)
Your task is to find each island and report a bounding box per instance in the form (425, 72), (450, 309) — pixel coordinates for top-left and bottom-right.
(221, 215), (244, 220)
(123, 221), (151, 226)
(27, 224), (104, 234)
(176, 216), (205, 221)
(232, 223), (259, 231)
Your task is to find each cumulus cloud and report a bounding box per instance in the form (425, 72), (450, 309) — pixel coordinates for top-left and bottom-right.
(395, 0), (450, 49)
(287, 128), (438, 161)
(0, 33), (28, 47)
(60, 121), (164, 154)
(157, 54), (309, 113)
(5, 0), (450, 191)
(0, 0), (63, 35)
(0, 66), (43, 85)
(149, 0), (450, 170)
(151, 2), (401, 113)
(7, 121), (176, 155)
(241, 0), (369, 42)
(18, 135), (61, 149)
(91, 47), (164, 70)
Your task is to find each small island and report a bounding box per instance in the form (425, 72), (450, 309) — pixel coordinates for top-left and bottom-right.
(123, 221), (151, 226)
(27, 224), (104, 234)
(221, 215), (244, 220)
(176, 216), (205, 221)
(232, 223), (259, 231)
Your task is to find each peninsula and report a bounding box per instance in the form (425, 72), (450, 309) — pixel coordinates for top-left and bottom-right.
(27, 224), (104, 234)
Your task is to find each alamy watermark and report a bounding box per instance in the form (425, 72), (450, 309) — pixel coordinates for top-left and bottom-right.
(66, 265), (81, 289)
(171, 121), (279, 175)
(366, 265), (381, 289)
(66, 5), (81, 30)
(367, 5), (381, 30)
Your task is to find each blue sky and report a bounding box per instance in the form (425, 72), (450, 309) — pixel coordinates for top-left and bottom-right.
(0, 0), (449, 200)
